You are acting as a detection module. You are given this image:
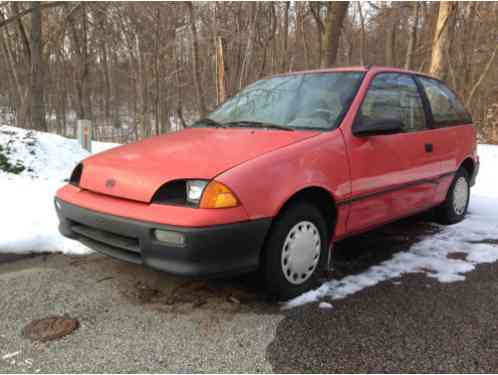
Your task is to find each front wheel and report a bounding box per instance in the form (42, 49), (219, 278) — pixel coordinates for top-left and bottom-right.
(263, 202), (328, 300)
(436, 168), (470, 224)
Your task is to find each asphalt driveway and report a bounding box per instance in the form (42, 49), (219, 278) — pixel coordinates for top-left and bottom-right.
(1, 215), (498, 373)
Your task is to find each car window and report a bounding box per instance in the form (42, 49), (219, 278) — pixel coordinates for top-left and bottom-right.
(359, 73), (426, 132)
(417, 76), (472, 127)
(207, 72), (364, 130)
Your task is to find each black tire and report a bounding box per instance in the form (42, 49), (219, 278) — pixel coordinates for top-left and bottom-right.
(262, 201), (328, 300)
(436, 168), (470, 224)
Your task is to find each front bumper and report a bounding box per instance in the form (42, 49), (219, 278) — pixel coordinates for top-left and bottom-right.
(55, 198), (271, 277)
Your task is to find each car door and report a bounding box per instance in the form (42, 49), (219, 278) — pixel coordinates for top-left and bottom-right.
(416, 75), (469, 177)
(344, 72), (440, 234)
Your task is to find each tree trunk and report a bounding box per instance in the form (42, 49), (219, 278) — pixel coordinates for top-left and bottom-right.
(281, 2), (290, 72)
(187, 2), (207, 117)
(461, 2), (477, 96)
(320, 1), (349, 68)
(110, 48), (120, 128)
(30, 2), (46, 131)
(135, 34), (149, 138)
(385, 9), (397, 67)
(239, 2), (258, 87)
(69, 4), (90, 121)
(101, 41), (111, 124)
(154, 7), (161, 135)
(215, 37), (226, 104)
(11, 3), (30, 63)
(173, 27), (186, 129)
(300, 7), (310, 69)
(404, 3), (419, 70)
(357, 2), (366, 66)
(429, 2), (455, 79)
(0, 15), (27, 125)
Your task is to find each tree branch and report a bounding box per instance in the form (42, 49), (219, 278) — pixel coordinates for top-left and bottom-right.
(466, 43), (498, 107)
(0, 2), (62, 29)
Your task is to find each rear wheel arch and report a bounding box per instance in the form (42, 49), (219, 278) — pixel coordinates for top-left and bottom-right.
(459, 157), (475, 178)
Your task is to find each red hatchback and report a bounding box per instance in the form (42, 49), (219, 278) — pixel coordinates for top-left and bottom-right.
(55, 66), (479, 298)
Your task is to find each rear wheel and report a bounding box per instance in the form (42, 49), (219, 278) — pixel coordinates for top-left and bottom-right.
(263, 202), (328, 300)
(436, 168), (470, 224)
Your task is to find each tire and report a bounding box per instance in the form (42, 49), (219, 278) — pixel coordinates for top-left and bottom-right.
(263, 201), (328, 300)
(436, 168), (470, 224)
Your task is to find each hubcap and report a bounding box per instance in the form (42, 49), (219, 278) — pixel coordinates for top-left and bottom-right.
(453, 177), (469, 215)
(281, 221), (321, 285)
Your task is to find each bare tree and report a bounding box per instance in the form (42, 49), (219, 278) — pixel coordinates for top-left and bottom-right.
(30, 1), (46, 131)
(187, 2), (207, 117)
(404, 3), (419, 69)
(321, 1), (349, 68)
(357, 2), (366, 66)
(429, 2), (456, 79)
(0, 1), (497, 143)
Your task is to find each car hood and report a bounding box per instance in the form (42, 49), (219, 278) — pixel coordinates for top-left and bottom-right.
(79, 127), (320, 202)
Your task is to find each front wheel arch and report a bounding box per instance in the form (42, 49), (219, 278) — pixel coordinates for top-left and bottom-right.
(260, 186), (337, 271)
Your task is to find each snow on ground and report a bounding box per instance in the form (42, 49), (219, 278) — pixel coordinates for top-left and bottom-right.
(286, 145), (498, 309)
(2, 124), (498, 305)
(0, 125), (118, 254)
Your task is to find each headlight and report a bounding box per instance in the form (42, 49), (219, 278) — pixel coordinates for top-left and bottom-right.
(186, 180), (208, 205)
(151, 179), (239, 208)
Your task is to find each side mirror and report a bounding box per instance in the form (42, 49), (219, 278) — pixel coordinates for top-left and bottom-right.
(353, 118), (404, 137)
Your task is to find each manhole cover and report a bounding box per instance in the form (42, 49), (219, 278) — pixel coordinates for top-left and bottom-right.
(22, 316), (79, 342)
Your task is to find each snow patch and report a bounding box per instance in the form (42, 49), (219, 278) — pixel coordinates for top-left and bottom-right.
(318, 302), (333, 309)
(2, 351), (20, 360)
(0, 125), (118, 254)
(466, 244), (498, 264)
(285, 144), (498, 309)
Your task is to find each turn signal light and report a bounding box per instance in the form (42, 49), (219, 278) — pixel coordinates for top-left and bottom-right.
(199, 181), (239, 209)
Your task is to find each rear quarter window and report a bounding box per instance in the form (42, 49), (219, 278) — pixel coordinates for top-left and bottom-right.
(418, 76), (472, 127)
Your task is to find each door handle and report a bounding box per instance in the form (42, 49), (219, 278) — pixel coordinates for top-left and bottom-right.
(425, 143), (433, 153)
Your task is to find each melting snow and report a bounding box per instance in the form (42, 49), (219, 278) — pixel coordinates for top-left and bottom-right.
(286, 145), (498, 309)
(1, 124), (498, 303)
(2, 351), (20, 360)
(0, 125), (118, 254)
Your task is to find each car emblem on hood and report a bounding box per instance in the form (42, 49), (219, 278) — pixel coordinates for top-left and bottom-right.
(105, 178), (116, 189)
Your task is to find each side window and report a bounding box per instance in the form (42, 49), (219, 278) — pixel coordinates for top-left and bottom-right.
(359, 73), (426, 132)
(418, 77), (472, 127)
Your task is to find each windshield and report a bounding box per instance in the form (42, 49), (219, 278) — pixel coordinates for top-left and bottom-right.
(207, 72), (364, 130)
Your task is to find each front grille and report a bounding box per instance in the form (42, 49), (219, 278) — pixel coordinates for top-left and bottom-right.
(71, 223), (142, 264)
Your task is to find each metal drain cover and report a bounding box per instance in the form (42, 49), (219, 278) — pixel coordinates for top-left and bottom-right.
(22, 316), (79, 342)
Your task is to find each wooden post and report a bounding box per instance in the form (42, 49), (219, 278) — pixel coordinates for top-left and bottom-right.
(215, 36), (226, 105)
(77, 119), (92, 152)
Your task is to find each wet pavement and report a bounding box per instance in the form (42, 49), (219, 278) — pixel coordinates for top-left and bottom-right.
(2, 212), (498, 372)
(267, 262), (498, 373)
(0, 254), (35, 264)
(267, 213), (498, 372)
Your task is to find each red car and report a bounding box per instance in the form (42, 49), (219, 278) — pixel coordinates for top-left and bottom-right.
(55, 66), (479, 298)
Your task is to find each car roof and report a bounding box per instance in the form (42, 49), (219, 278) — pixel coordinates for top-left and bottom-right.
(270, 65), (439, 81)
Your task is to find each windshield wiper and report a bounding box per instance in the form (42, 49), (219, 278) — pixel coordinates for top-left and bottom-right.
(192, 118), (228, 128)
(223, 120), (294, 131)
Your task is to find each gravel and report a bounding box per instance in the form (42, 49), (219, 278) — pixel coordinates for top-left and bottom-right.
(0, 254), (282, 373)
(2, 214), (498, 373)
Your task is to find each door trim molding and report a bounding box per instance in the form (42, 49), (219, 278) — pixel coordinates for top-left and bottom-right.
(337, 171), (456, 206)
